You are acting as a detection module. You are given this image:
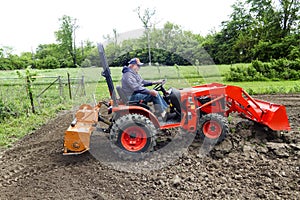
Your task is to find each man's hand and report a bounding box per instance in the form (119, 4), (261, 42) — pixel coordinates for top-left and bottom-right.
(152, 80), (164, 85)
(149, 89), (158, 97)
(152, 80), (161, 85)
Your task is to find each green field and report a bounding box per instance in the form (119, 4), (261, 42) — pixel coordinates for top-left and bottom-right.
(0, 64), (300, 148)
(2, 63), (298, 93)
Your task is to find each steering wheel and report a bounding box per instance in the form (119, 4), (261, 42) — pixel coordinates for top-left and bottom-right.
(153, 79), (167, 94)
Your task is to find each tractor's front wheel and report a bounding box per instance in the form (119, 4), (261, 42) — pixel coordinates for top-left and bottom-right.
(198, 113), (228, 143)
(110, 113), (157, 160)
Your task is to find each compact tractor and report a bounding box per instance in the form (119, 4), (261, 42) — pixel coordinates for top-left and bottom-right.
(63, 44), (290, 157)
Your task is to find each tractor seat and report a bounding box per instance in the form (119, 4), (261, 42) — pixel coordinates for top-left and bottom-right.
(116, 85), (129, 103)
(116, 86), (150, 110)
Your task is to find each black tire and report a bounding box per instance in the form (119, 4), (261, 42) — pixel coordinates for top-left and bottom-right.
(198, 113), (229, 143)
(110, 113), (157, 160)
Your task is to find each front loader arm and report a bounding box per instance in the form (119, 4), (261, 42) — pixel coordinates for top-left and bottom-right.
(225, 86), (263, 121)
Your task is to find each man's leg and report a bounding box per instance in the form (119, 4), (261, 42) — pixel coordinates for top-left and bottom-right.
(130, 93), (175, 121)
(130, 93), (167, 114)
(152, 94), (168, 113)
(130, 93), (151, 101)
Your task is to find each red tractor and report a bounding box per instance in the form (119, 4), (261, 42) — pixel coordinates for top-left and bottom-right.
(63, 44), (290, 158)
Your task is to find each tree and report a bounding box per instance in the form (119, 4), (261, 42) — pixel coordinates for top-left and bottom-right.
(202, 0), (256, 63)
(20, 52), (35, 68)
(103, 21), (206, 66)
(278, 0), (300, 36)
(55, 15), (79, 67)
(247, 0), (299, 60)
(35, 44), (60, 59)
(0, 46), (29, 70)
(135, 6), (156, 65)
(79, 40), (96, 67)
(203, 0), (299, 63)
(35, 44), (65, 68)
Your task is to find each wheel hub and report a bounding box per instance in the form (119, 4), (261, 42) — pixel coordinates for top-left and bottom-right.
(203, 121), (222, 139)
(121, 126), (147, 152)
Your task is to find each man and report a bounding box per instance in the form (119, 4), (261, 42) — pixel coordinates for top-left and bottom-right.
(121, 58), (175, 121)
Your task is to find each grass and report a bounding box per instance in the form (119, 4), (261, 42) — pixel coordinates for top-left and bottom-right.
(0, 64), (299, 148)
(226, 80), (300, 95)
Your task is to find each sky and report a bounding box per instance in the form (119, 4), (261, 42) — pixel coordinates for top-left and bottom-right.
(0, 0), (236, 54)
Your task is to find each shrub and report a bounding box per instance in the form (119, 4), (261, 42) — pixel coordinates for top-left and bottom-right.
(36, 56), (60, 69)
(0, 99), (17, 121)
(225, 65), (266, 81)
(226, 59), (300, 82)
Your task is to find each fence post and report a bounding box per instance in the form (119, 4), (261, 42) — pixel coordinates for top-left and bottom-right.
(26, 75), (35, 114)
(67, 73), (72, 100)
(81, 75), (86, 96)
(58, 76), (63, 98)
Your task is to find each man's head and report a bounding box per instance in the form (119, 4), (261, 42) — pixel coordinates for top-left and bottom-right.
(128, 58), (143, 66)
(128, 58), (144, 72)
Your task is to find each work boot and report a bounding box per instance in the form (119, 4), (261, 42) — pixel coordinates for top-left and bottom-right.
(161, 111), (177, 122)
(166, 112), (177, 121)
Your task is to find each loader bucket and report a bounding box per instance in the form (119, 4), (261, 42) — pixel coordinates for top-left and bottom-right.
(254, 99), (290, 131)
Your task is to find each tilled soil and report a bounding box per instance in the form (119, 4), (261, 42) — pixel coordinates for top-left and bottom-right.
(0, 94), (299, 199)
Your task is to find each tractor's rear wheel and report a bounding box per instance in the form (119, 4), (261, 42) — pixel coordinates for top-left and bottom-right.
(198, 113), (228, 143)
(110, 113), (157, 160)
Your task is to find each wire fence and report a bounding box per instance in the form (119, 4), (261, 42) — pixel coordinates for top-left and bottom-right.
(0, 74), (86, 118)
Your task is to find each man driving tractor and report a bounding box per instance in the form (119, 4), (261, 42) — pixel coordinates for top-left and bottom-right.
(121, 57), (176, 121)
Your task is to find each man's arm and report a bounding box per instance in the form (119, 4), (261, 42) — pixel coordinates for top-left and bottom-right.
(142, 80), (163, 87)
(142, 80), (153, 87)
(124, 73), (151, 94)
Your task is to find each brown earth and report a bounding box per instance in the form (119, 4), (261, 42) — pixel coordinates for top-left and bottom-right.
(0, 94), (299, 199)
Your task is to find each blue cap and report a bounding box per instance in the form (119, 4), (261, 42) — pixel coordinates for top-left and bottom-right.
(128, 58), (144, 66)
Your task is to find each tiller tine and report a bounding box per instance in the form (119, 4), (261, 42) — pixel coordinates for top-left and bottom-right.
(63, 103), (100, 155)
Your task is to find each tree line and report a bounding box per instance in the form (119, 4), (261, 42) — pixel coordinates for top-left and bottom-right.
(0, 0), (299, 70)
(206, 0), (300, 64)
(0, 15), (95, 70)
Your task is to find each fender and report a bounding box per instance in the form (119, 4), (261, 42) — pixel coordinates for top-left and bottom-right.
(112, 105), (160, 128)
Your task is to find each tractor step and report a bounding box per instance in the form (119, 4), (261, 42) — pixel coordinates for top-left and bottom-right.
(159, 119), (181, 129)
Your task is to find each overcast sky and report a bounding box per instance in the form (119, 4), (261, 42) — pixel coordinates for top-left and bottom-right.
(0, 0), (236, 54)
